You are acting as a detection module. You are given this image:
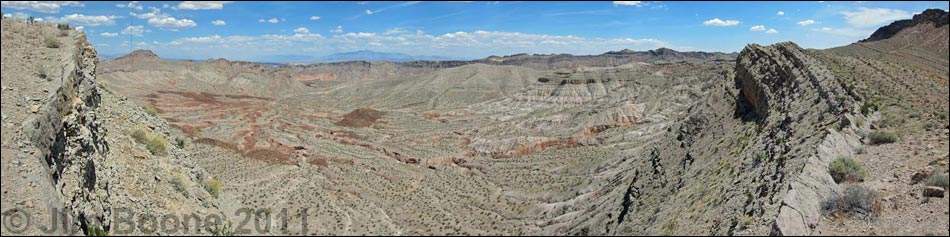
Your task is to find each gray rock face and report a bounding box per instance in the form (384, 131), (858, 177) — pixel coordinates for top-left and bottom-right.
(19, 32), (113, 233)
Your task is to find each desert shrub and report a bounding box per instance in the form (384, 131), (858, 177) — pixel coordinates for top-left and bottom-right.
(867, 131), (898, 145)
(926, 174), (949, 189)
(860, 100), (879, 116)
(86, 226), (108, 236)
(829, 156), (866, 183)
(175, 137), (186, 149)
(208, 221), (235, 236)
(822, 185), (879, 218)
(854, 146), (865, 155)
(142, 103), (159, 116)
(171, 171), (188, 196)
(205, 178), (221, 198)
(57, 23), (70, 30)
(130, 125), (168, 156)
(44, 35), (60, 48)
(737, 215), (754, 230)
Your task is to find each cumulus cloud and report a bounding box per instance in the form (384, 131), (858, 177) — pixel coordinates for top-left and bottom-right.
(130, 7), (166, 19)
(148, 17), (197, 31)
(1, 1), (83, 13)
(383, 27), (407, 35)
(175, 1), (231, 10)
(840, 7), (911, 28)
(749, 25), (766, 31)
(170, 35), (225, 45)
(116, 1), (143, 10)
(703, 18), (740, 27)
(330, 25), (343, 33)
(58, 14), (121, 26)
(797, 19), (816, 26)
(121, 25), (145, 36)
(100, 32), (118, 37)
(309, 16), (320, 20)
(211, 20), (226, 26)
(613, 1), (642, 7)
(365, 9), (374, 15)
(294, 27), (310, 34)
(777, 11), (785, 16)
(814, 27), (873, 38)
(160, 28), (674, 60)
(766, 28), (778, 34)
(259, 17), (279, 23)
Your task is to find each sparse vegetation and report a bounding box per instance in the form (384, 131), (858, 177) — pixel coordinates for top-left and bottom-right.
(86, 226), (109, 236)
(175, 137), (186, 149)
(737, 215), (754, 230)
(829, 156), (866, 183)
(171, 171), (189, 196)
(142, 103), (159, 116)
(205, 178), (221, 198)
(867, 131), (898, 145)
(57, 23), (70, 31)
(926, 174), (949, 189)
(208, 221), (235, 236)
(131, 125), (168, 156)
(822, 185), (879, 219)
(44, 35), (60, 48)
(854, 146), (865, 155)
(860, 100), (879, 116)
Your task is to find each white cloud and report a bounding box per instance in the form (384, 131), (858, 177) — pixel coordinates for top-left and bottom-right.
(148, 17), (197, 31)
(73, 25), (82, 31)
(121, 25), (145, 36)
(840, 7), (911, 28)
(749, 25), (766, 31)
(703, 18), (740, 27)
(116, 1), (143, 10)
(211, 20), (226, 26)
(766, 28), (778, 34)
(100, 32), (118, 37)
(613, 1), (642, 7)
(171, 35), (224, 45)
(309, 16), (321, 21)
(175, 1), (231, 10)
(797, 19), (816, 26)
(158, 29), (674, 60)
(365, 9), (374, 15)
(331, 25), (343, 33)
(130, 8), (166, 19)
(777, 11), (785, 16)
(259, 17), (279, 23)
(384, 28), (407, 35)
(59, 14), (121, 26)
(294, 27), (310, 34)
(814, 27), (873, 38)
(1, 1), (83, 13)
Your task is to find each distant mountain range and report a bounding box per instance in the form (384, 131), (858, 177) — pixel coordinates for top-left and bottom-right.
(260, 50), (457, 64)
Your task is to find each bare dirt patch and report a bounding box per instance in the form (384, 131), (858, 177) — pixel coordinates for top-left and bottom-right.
(334, 108), (385, 128)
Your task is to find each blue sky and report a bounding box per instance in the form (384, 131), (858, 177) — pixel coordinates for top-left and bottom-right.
(3, 1), (948, 61)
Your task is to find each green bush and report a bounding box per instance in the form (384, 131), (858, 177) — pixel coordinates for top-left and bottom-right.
(822, 185), (879, 218)
(926, 174), (949, 189)
(130, 125), (168, 156)
(175, 137), (186, 149)
(867, 131), (898, 145)
(205, 178), (221, 198)
(829, 156), (867, 183)
(86, 226), (108, 236)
